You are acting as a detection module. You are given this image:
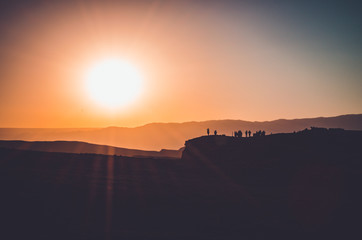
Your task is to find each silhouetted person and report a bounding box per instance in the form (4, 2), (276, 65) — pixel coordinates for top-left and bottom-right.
(245, 130), (248, 137)
(254, 130), (262, 137)
(238, 130), (242, 138)
(207, 128), (210, 136)
(214, 130), (217, 135)
(248, 130), (251, 137)
(262, 130), (265, 136)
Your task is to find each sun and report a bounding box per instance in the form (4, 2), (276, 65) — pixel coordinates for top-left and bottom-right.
(85, 59), (143, 109)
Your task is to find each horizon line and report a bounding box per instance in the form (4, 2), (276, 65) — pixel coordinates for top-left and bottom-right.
(0, 113), (361, 129)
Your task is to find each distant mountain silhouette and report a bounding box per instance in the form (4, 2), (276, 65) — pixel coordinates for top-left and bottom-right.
(0, 140), (183, 159)
(0, 114), (361, 150)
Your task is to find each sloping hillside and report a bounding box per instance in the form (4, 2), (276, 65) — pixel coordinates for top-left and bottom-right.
(0, 140), (183, 158)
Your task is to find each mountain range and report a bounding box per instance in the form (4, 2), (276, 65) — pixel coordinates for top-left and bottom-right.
(0, 114), (361, 150)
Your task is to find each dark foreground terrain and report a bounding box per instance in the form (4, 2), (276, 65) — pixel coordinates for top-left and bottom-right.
(0, 128), (361, 239)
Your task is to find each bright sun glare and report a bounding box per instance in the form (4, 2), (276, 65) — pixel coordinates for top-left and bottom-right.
(85, 59), (143, 109)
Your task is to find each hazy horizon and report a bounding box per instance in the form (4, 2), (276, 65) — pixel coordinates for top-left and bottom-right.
(0, 112), (360, 129)
(1, 114), (361, 150)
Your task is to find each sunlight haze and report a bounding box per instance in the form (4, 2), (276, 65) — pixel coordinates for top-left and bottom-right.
(85, 58), (143, 109)
(0, 0), (361, 127)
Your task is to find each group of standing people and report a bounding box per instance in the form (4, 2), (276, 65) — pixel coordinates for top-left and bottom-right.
(206, 128), (266, 137)
(234, 130), (266, 137)
(233, 130), (251, 138)
(253, 130), (266, 137)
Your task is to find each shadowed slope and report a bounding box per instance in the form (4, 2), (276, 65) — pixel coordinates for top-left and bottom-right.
(182, 129), (362, 237)
(0, 140), (184, 158)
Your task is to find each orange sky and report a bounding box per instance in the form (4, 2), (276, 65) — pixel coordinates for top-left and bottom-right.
(0, 1), (361, 128)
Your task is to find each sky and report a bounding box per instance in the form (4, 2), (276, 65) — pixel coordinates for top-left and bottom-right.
(0, 0), (361, 128)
